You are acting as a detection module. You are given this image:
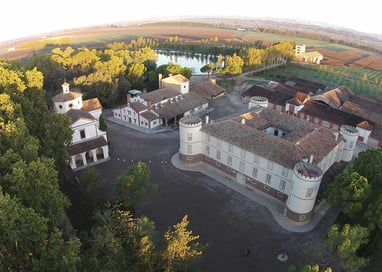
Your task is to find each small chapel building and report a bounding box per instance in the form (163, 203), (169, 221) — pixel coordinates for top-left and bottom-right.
(52, 81), (110, 171)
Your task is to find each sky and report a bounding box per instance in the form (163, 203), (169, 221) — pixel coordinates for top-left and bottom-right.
(1, 0), (381, 43)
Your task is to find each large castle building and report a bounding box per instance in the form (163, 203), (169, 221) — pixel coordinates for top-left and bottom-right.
(178, 102), (358, 224)
(52, 82), (110, 171)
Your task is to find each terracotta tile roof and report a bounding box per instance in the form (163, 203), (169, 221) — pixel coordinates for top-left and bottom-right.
(282, 77), (326, 94)
(52, 91), (82, 102)
(357, 121), (373, 130)
(66, 109), (95, 124)
(190, 80), (225, 99)
(82, 98), (102, 112)
(154, 92), (207, 119)
(140, 110), (158, 121)
(68, 136), (107, 155)
(312, 86), (355, 109)
(201, 109), (339, 168)
(162, 74), (188, 84)
(233, 109), (319, 143)
(340, 101), (368, 118)
(287, 97), (303, 106)
(140, 87), (180, 104)
(242, 85), (293, 106)
(130, 101), (147, 113)
(301, 100), (367, 126)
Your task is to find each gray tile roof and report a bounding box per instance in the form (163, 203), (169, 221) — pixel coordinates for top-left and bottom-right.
(52, 91), (82, 102)
(140, 87), (180, 104)
(68, 136), (107, 155)
(154, 92), (207, 119)
(66, 109), (95, 124)
(201, 108), (339, 168)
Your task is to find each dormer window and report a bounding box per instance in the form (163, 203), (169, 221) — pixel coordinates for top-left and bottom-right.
(59, 105), (63, 109)
(69, 103), (73, 108)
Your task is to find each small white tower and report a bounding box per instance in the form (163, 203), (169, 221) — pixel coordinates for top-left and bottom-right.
(286, 162), (323, 224)
(179, 116), (203, 163)
(340, 125), (359, 161)
(52, 82), (83, 114)
(62, 81), (70, 93)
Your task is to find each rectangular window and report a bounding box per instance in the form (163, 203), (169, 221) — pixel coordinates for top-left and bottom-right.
(253, 154), (259, 164)
(205, 145), (210, 155)
(265, 174), (272, 184)
(187, 145), (192, 154)
(239, 161), (245, 172)
(217, 139), (222, 147)
(267, 161), (274, 171)
(206, 134), (210, 142)
(227, 156), (232, 166)
(80, 130), (86, 139)
(282, 167), (289, 177)
(252, 167), (258, 178)
(187, 133), (192, 141)
(279, 180), (286, 191)
(216, 150), (221, 160)
(306, 188), (314, 198)
(228, 144), (233, 153)
(240, 149), (246, 158)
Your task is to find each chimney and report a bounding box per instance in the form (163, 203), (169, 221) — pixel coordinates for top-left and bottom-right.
(209, 78), (216, 85)
(158, 73), (163, 88)
(309, 155), (314, 164)
(127, 94), (131, 106)
(205, 115), (209, 124)
(241, 118), (246, 125)
(147, 100), (152, 110)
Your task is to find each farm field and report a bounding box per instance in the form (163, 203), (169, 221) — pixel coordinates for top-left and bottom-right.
(256, 63), (382, 100)
(1, 23), (382, 72)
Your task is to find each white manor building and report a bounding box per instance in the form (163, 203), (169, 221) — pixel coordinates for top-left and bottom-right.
(178, 100), (359, 224)
(52, 82), (110, 171)
(112, 74), (224, 129)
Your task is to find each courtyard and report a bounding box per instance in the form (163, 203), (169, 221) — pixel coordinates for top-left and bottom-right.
(81, 92), (345, 271)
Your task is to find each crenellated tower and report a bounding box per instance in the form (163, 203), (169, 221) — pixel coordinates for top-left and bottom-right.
(286, 162), (323, 224)
(179, 116), (203, 163)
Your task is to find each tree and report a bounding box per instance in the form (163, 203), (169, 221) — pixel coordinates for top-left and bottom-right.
(79, 166), (103, 194)
(81, 203), (158, 272)
(353, 148), (382, 195)
(0, 190), (80, 271)
(162, 215), (205, 272)
(127, 63), (146, 88)
(3, 157), (70, 224)
(365, 193), (382, 230)
(218, 53), (244, 80)
(323, 172), (371, 217)
(326, 224), (369, 272)
(114, 162), (158, 208)
(200, 63), (216, 78)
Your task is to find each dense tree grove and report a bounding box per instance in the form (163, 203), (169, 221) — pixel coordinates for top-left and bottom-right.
(322, 148), (382, 271)
(0, 60), (81, 270)
(20, 37), (295, 109)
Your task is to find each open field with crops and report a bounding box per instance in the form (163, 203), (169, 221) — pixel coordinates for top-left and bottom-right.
(1, 22), (382, 71)
(256, 63), (382, 100)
